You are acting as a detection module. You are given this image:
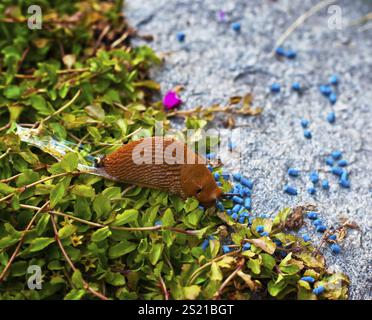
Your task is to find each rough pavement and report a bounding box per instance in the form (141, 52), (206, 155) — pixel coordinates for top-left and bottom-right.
(125, 0), (372, 299)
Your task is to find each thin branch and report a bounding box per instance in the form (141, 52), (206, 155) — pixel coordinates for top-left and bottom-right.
(0, 201), (50, 282)
(274, 0), (339, 51)
(0, 148), (11, 161)
(159, 275), (169, 300)
(49, 214), (109, 300)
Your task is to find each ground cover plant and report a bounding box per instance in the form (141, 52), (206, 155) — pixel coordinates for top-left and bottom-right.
(0, 0), (349, 300)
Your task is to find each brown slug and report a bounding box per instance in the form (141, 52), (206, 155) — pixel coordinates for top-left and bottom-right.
(99, 137), (222, 207)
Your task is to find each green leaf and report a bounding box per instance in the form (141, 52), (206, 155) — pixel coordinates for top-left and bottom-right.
(93, 194), (111, 219)
(105, 271), (125, 286)
(210, 262), (223, 281)
(111, 209), (138, 227)
(71, 269), (84, 289)
(71, 185), (95, 198)
(268, 275), (287, 297)
(64, 289), (86, 300)
(60, 153), (79, 172)
(184, 198), (199, 213)
(149, 243), (163, 265)
(161, 208), (175, 227)
(247, 258), (261, 275)
(4, 86), (22, 99)
(183, 285), (201, 300)
(35, 214), (51, 236)
(0, 182), (16, 195)
(108, 240), (137, 259)
(249, 237), (276, 254)
(261, 253), (276, 271)
(58, 224), (77, 239)
(91, 226), (112, 242)
(50, 182), (66, 208)
(29, 237), (55, 252)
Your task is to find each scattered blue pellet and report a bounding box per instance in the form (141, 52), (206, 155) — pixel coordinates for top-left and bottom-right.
(228, 140), (237, 150)
(301, 119), (310, 129)
(327, 111), (336, 124)
(226, 209), (232, 215)
(214, 172), (220, 180)
(217, 181), (222, 187)
(316, 225), (327, 233)
(313, 219), (323, 227)
(331, 167), (344, 177)
(270, 83), (281, 93)
(284, 185), (298, 196)
(273, 239), (282, 246)
(241, 177), (253, 189)
(307, 212), (318, 220)
(198, 205), (205, 211)
(206, 152), (217, 160)
(201, 239), (209, 251)
(256, 225), (264, 233)
(307, 187), (316, 195)
(261, 231), (269, 237)
(222, 172), (230, 180)
(155, 220), (162, 226)
(331, 243), (341, 254)
(328, 234), (337, 240)
(286, 49), (297, 59)
(329, 74), (339, 85)
(232, 204), (241, 213)
(338, 159), (348, 167)
(242, 188), (252, 197)
(331, 150), (342, 160)
(216, 201), (225, 211)
(309, 171), (319, 184)
(231, 213), (238, 220)
(242, 243), (251, 251)
(238, 216), (246, 224)
(244, 198), (252, 210)
(275, 47), (286, 57)
(240, 211), (249, 218)
(292, 82), (301, 91)
(176, 31), (185, 42)
(303, 234), (311, 242)
(339, 178), (350, 188)
(325, 157), (335, 166)
(329, 93), (337, 105)
(288, 168), (300, 177)
(341, 171), (349, 181)
(322, 180), (330, 190)
(304, 130), (312, 139)
(320, 85), (332, 96)
(233, 173), (242, 181)
(222, 245), (231, 254)
(232, 196), (244, 204)
(231, 22), (241, 32)
(313, 286), (325, 295)
(301, 276), (315, 283)
(207, 164), (213, 172)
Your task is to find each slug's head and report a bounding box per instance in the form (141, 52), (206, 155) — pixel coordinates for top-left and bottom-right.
(180, 164), (222, 207)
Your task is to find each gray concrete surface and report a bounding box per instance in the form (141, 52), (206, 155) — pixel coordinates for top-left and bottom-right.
(125, 0), (372, 299)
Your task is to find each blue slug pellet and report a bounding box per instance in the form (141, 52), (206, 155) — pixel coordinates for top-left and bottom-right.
(214, 172), (220, 180)
(216, 202), (225, 211)
(328, 234), (337, 240)
(304, 130), (312, 139)
(309, 172), (319, 184)
(339, 178), (350, 188)
(338, 159), (348, 167)
(327, 111), (336, 124)
(286, 49), (297, 59)
(231, 22), (241, 32)
(292, 82), (301, 91)
(301, 119), (309, 129)
(331, 150), (342, 160)
(231, 213), (238, 220)
(325, 157), (334, 166)
(244, 198), (252, 210)
(322, 180), (330, 190)
(242, 243), (251, 251)
(316, 225), (327, 233)
(331, 167), (344, 177)
(320, 85), (332, 96)
(307, 212), (318, 220)
(222, 245), (231, 254)
(232, 196), (244, 204)
(242, 188), (252, 197)
(232, 204), (241, 213)
(233, 173), (242, 181)
(301, 276), (315, 283)
(303, 234), (311, 242)
(329, 93), (337, 105)
(330, 244), (341, 254)
(176, 31), (186, 42)
(307, 187), (316, 195)
(313, 286), (325, 295)
(256, 225), (264, 233)
(270, 83), (281, 93)
(238, 216), (246, 224)
(201, 239), (209, 251)
(275, 47), (286, 57)
(313, 219), (323, 226)
(284, 185), (298, 195)
(329, 74), (339, 85)
(288, 168), (300, 177)
(241, 177), (253, 189)
(261, 231), (269, 236)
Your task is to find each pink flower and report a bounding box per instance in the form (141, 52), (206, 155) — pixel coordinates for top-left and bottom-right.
(163, 90), (182, 110)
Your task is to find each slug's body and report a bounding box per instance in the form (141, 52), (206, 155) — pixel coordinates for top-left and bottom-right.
(100, 137), (222, 207)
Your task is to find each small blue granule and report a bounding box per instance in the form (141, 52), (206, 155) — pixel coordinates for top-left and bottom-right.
(301, 119), (310, 128)
(307, 187), (316, 195)
(322, 180), (330, 190)
(201, 239), (209, 251)
(301, 276), (315, 283)
(233, 173), (242, 181)
(261, 231), (269, 236)
(270, 83), (281, 93)
(260, 214), (269, 219)
(242, 243), (251, 251)
(244, 198), (252, 210)
(176, 31), (186, 42)
(273, 239), (282, 246)
(338, 159), (348, 167)
(288, 168), (300, 177)
(226, 209), (232, 215)
(309, 171), (319, 184)
(307, 212), (318, 220)
(325, 157), (334, 166)
(231, 213), (238, 220)
(313, 219), (323, 226)
(232, 195), (244, 204)
(232, 204), (241, 213)
(256, 225), (264, 233)
(231, 22), (241, 32)
(275, 47), (286, 57)
(217, 181), (222, 187)
(329, 74), (339, 85)
(284, 185), (298, 196)
(240, 211), (249, 218)
(222, 245), (231, 254)
(207, 164), (213, 172)
(313, 286), (325, 295)
(292, 82), (301, 91)
(339, 178), (350, 188)
(285, 49), (297, 59)
(238, 216), (246, 224)
(222, 172), (230, 180)
(329, 93), (337, 105)
(330, 243), (341, 254)
(242, 188), (252, 197)
(316, 225), (327, 233)
(228, 140), (237, 150)
(327, 111), (336, 124)
(331, 150), (342, 160)
(214, 172), (220, 180)
(320, 85), (332, 96)
(331, 167), (344, 177)
(241, 177), (253, 189)
(155, 221), (162, 226)
(216, 201), (225, 211)
(303, 234), (311, 242)
(304, 130), (312, 139)
(198, 205), (205, 211)
(328, 234), (337, 240)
